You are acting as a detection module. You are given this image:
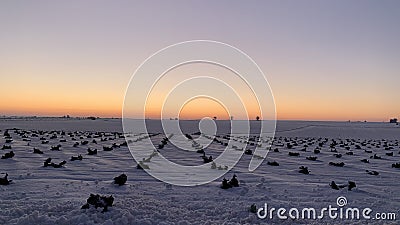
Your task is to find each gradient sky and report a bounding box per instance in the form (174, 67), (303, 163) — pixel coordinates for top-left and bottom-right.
(1, 0), (399, 121)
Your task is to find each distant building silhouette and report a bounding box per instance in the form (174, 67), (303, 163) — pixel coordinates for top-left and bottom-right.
(389, 118), (398, 123)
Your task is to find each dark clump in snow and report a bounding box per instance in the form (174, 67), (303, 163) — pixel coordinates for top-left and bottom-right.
(392, 162), (400, 168)
(70, 154), (83, 161)
(329, 161), (345, 167)
(81, 194), (114, 212)
(1, 151), (15, 159)
(0, 173), (12, 185)
(370, 154), (382, 159)
(1, 145), (12, 150)
(306, 156), (317, 161)
(43, 158), (67, 168)
(50, 144), (61, 151)
(288, 152), (300, 156)
(87, 148), (97, 155)
(330, 181), (356, 191)
(113, 174), (127, 186)
(103, 146), (113, 151)
(33, 148), (43, 154)
(220, 174), (240, 189)
(298, 166), (310, 174)
(366, 170), (379, 176)
(361, 159), (370, 163)
(201, 152), (213, 163)
(244, 149), (253, 155)
(249, 204), (257, 213)
(267, 161), (280, 166)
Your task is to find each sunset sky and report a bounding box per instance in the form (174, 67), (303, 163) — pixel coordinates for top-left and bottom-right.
(1, 1), (399, 121)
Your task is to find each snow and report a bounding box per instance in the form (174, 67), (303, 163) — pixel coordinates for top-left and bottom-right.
(0, 118), (399, 224)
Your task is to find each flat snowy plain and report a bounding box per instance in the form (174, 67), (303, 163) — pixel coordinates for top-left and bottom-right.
(0, 118), (399, 224)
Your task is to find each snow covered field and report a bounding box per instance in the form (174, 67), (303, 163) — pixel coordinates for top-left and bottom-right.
(0, 118), (399, 224)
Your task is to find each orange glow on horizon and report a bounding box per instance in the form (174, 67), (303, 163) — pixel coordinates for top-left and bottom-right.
(1, 97), (395, 122)
(0, 70), (397, 121)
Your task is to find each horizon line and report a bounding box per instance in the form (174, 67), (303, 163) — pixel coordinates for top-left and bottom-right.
(0, 115), (396, 123)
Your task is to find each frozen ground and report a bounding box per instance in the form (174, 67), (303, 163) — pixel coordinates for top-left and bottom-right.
(0, 118), (399, 224)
